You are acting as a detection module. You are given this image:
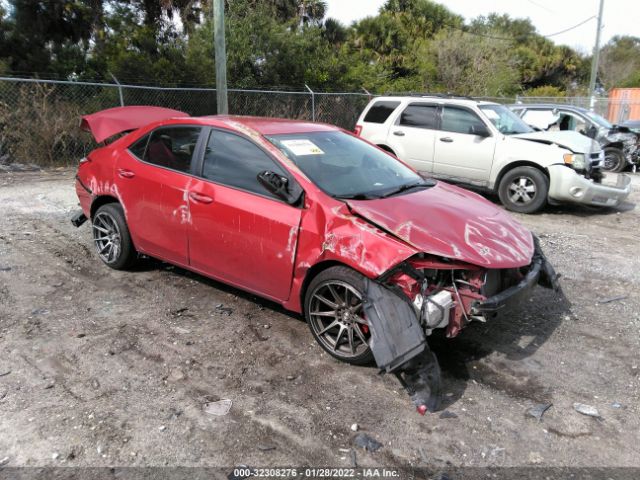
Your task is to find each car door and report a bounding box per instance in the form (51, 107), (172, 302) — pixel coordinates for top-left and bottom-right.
(116, 125), (203, 266)
(188, 128), (303, 302)
(432, 106), (496, 184)
(387, 102), (439, 173)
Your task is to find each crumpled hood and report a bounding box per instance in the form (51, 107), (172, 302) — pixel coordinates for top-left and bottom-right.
(347, 182), (534, 269)
(513, 130), (600, 154)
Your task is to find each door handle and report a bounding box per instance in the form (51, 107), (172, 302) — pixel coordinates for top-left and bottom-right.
(393, 131), (406, 137)
(117, 168), (135, 179)
(189, 192), (213, 204)
(439, 137), (454, 143)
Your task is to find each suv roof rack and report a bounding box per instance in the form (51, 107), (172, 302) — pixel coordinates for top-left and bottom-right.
(407, 93), (476, 101)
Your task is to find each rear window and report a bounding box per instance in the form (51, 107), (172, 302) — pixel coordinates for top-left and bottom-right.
(363, 101), (401, 124)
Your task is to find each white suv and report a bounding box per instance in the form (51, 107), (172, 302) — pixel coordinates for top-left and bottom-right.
(355, 96), (631, 213)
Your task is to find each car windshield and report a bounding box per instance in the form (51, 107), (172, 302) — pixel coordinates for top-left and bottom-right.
(266, 131), (432, 199)
(480, 104), (533, 134)
(584, 110), (613, 129)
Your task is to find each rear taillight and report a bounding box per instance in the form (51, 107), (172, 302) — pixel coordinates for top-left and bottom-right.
(354, 125), (363, 136)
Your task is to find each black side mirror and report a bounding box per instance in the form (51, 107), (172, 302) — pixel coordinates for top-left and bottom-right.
(257, 170), (303, 205)
(469, 124), (491, 137)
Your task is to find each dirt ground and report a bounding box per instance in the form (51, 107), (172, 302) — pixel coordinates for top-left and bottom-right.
(0, 168), (638, 473)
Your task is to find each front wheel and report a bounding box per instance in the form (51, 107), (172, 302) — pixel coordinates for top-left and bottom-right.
(498, 166), (549, 214)
(304, 266), (374, 365)
(603, 148), (626, 173)
(92, 203), (137, 270)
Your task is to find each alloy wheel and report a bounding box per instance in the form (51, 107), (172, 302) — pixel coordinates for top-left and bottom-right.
(308, 280), (370, 359)
(92, 212), (122, 264)
(507, 176), (537, 205)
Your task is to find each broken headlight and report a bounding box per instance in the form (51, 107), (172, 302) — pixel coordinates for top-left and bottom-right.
(563, 153), (586, 171)
(414, 291), (454, 331)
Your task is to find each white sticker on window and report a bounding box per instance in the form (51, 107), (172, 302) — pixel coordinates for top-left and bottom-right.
(281, 139), (325, 156)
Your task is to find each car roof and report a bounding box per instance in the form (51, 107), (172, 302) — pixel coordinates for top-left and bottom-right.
(509, 103), (589, 113)
(204, 115), (339, 135)
(370, 96), (499, 107)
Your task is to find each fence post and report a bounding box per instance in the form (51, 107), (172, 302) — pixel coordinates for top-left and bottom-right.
(362, 87), (372, 100)
(305, 84), (315, 121)
(109, 73), (125, 107)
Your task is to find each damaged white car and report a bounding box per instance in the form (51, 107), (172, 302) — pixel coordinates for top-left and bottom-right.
(356, 96), (632, 213)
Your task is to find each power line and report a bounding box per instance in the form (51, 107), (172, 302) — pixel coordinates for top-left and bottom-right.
(542, 16), (596, 37)
(525, 0), (555, 13)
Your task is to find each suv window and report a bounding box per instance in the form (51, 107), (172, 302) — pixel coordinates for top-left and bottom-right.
(143, 126), (201, 173)
(441, 107), (486, 135)
(363, 101), (401, 123)
(203, 129), (286, 197)
(399, 104), (438, 129)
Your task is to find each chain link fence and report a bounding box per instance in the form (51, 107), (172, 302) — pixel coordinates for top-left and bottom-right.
(0, 77), (372, 166)
(1, 76), (638, 167)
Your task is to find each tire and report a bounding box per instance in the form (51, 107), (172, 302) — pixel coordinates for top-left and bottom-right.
(498, 166), (549, 214)
(92, 203), (137, 270)
(603, 147), (626, 173)
(377, 145), (396, 156)
(304, 266), (374, 365)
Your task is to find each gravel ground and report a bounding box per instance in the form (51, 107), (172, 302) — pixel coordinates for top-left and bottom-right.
(0, 168), (638, 473)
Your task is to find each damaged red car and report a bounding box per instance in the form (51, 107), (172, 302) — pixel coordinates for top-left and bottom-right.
(73, 106), (558, 412)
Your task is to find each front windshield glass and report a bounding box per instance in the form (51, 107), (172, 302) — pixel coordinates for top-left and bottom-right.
(266, 131), (430, 199)
(584, 111), (612, 129)
(480, 104), (533, 134)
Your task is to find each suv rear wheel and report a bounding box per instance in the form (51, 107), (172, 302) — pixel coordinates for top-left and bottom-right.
(498, 166), (548, 214)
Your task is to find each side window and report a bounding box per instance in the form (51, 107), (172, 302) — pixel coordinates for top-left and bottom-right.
(202, 130), (286, 197)
(441, 107), (486, 135)
(144, 126), (201, 173)
(128, 134), (149, 159)
(363, 101), (401, 124)
(558, 112), (587, 133)
(522, 109), (558, 130)
(399, 104), (438, 129)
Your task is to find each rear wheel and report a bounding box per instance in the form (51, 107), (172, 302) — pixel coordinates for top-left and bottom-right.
(92, 203), (137, 270)
(498, 166), (548, 214)
(603, 147), (626, 172)
(304, 266), (374, 365)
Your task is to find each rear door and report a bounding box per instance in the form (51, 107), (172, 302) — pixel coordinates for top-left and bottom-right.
(116, 125), (203, 266)
(387, 102), (439, 173)
(432, 106), (496, 184)
(187, 128), (303, 301)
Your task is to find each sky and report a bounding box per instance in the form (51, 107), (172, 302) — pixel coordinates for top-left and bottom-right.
(325, 0), (639, 53)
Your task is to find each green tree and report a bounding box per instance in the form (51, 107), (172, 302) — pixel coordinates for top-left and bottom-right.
(599, 36), (640, 89)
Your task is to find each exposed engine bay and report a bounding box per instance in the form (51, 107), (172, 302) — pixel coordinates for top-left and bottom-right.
(363, 236), (559, 414)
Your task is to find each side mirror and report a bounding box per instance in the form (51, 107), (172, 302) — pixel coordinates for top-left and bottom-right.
(257, 170), (303, 205)
(469, 124), (491, 137)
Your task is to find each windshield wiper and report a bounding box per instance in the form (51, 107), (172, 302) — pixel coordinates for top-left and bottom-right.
(378, 180), (435, 199)
(335, 193), (380, 200)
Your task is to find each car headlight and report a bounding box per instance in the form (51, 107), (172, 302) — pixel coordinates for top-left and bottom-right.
(563, 153), (586, 170)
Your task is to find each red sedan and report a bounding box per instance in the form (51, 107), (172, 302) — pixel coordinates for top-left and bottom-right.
(74, 106), (557, 409)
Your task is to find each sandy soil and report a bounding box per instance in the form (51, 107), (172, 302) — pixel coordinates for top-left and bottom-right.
(0, 168), (638, 473)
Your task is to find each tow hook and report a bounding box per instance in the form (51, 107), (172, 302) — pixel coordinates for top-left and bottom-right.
(71, 210), (88, 228)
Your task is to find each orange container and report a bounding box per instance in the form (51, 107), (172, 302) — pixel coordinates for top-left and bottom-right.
(608, 88), (640, 124)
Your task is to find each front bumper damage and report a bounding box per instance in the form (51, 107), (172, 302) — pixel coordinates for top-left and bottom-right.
(548, 165), (632, 207)
(363, 236), (558, 414)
